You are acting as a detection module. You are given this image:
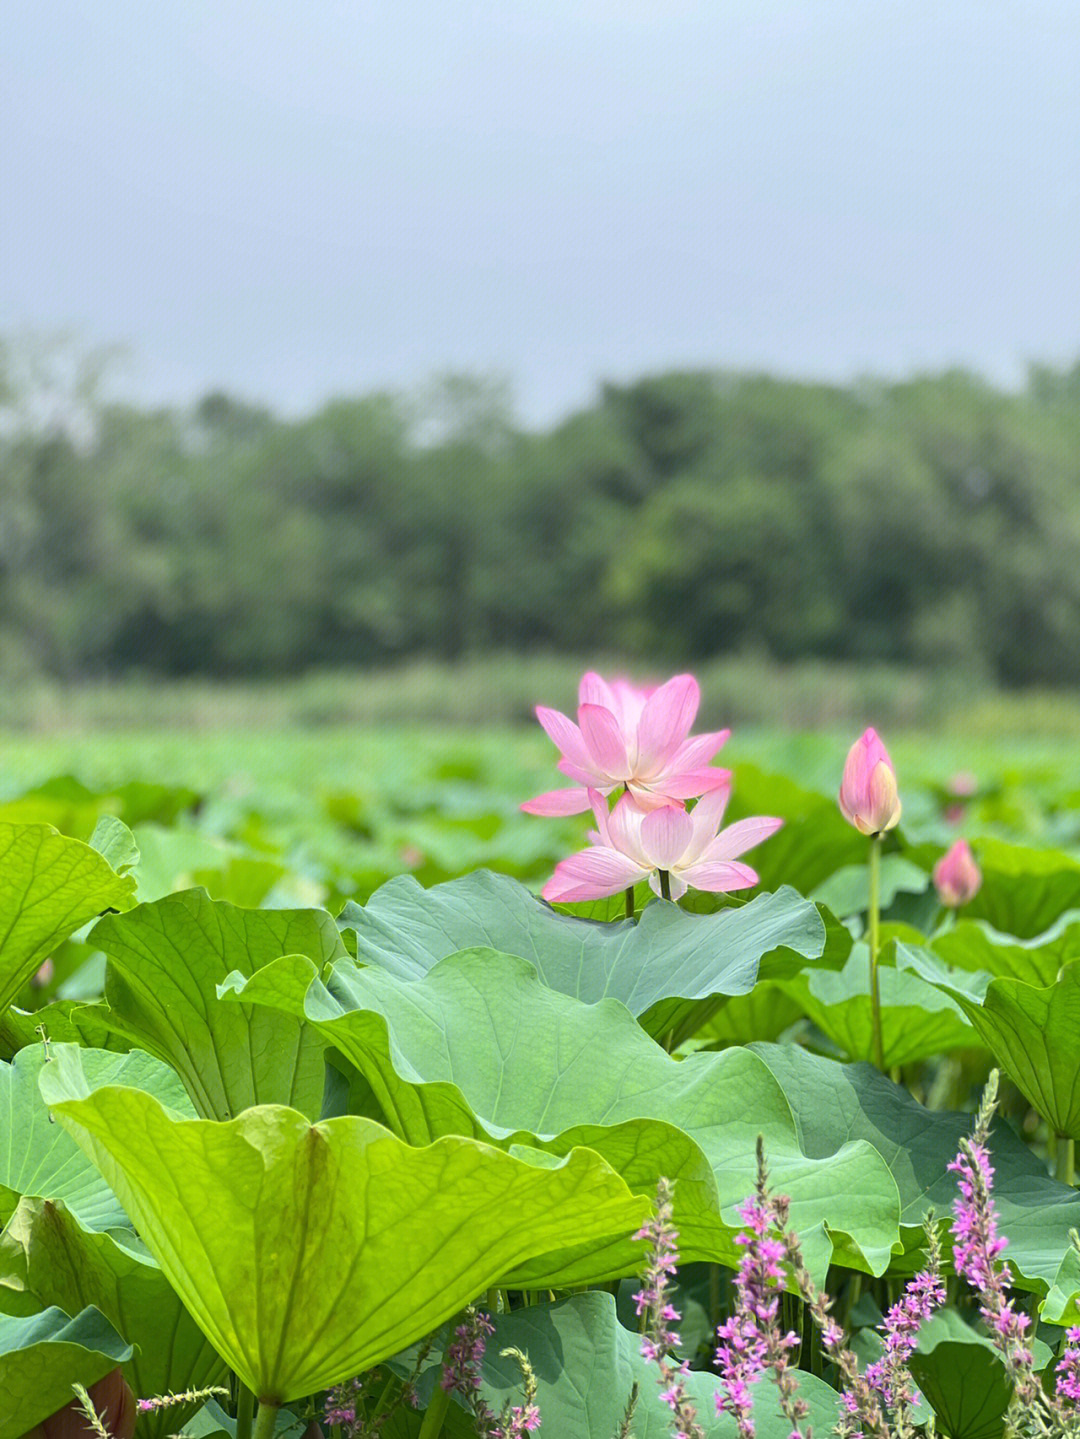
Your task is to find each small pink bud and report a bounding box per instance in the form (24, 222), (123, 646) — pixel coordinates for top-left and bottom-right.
(838, 728), (901, 835)
(31, 958), (54, 989)
(933, 839), (982, 907)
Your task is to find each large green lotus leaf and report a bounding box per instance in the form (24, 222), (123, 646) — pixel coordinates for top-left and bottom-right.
(962, 838), (1080, 939)
(1, 1045), (192, 1231)
(926, 966), (1080, 1140)
(337, 870), (827, 1038)
(908, 1309), (1050, 1439)
(750, 1043), (1080, 1307)
(779, 945), (978, 1066)
(92, 890), (343, 1120)
(403, 1291), (840, 1438)
(691, 982), (804, 1048)
(0, 1000), (132, 1059)
(0, 1305), (133, 1439)
(0, 823), (136, 1015)
(931, 911), (1080, 988)
(0, 1197), (225, 1439)
(40, 1054), (649, 1403)
(225, 949), (901, 1280)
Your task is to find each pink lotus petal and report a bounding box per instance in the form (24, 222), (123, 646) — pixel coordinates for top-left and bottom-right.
(536, 706), (595, 773)
(625, 783), (692, 812)
(542, 847), (650, 902)
(646, 767), (733, 802)
(667, 729), (732, 771)
(589, 788), (615, 847)
(702, 815), (784, 863)
(635, 674), (701, 776)
(579, 670), (619, 711)
(679, 785), (735, 865)
(578, 703), (631, 779)
(641, 805), (694, 870)
(605, 792), (652, 867)
(557, 757), (608, 786)
(521, 787), (591, 816)
(679, 859), (760, 892)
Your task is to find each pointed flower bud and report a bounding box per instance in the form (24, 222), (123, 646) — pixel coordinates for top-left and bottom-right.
(933, 839), (982, 907)
(838, 728), (901, 835)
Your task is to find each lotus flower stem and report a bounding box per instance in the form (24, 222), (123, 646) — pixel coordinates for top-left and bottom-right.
(624, 884), (635, 920)
(236, 1383), (255, 1439)
(868, 834), (885, 1070)
(1057, 1134), (1075, 1187)
(253, 1400), (280, 1439)
(417, 1382), (451, 1439)
(658, 869), (672, 901)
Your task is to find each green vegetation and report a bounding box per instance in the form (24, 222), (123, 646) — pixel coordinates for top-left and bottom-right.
(5, 336), (1080, 689)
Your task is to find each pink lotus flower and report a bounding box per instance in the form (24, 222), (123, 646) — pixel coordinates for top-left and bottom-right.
(933, 839), (982, 907)
(838, 728), (902, 835)
(542, 787), (782, 902)
(522, 671), (731, 816)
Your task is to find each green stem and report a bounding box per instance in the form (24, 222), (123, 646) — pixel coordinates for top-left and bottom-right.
(252, 1400), (279, 1439)
(624, 884), (635, 920)
(417, 1382), (452, 1439)
(659, 869), (672, 901)
(868, 835), (885, 1070)
(1057, 1134), (1075, 1187)
(235, 1385), (255, 1439)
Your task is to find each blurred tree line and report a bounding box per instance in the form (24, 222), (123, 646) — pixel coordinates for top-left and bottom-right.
(3, 334), (1080, 686)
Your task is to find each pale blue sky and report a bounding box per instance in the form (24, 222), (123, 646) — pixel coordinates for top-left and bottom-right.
(3, 1), (1079, 420)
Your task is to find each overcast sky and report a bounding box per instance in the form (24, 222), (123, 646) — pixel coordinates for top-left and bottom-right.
(3, 1), (1079, 422)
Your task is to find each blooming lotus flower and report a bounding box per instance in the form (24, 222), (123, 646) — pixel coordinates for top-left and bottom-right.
(542, 786), (783, 902)
(522, 671), (731, 816)
(838, 728), (901, 835)
(933, 839), (982, 907)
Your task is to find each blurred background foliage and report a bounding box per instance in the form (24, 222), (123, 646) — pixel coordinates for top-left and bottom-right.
(4, 334), (1080, 720)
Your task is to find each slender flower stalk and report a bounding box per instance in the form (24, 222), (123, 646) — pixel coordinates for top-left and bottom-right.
(863, 1217), (946, 1435)
(634, 1178), (706, 1439)
(867, 833), (885, 1070)
(137, 1384), (230, 1414)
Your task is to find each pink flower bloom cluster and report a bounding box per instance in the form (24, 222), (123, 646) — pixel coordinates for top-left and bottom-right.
(440, 1307), (540, 1438)
(637, 1075), (1080, 1439)
(633, 1177), (706, 1439)
(714, 1181), (803, 1438)
(524, 671), (782, 903)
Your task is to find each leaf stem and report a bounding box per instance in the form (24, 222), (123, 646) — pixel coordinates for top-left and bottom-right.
(659, 869), (672, 901)
(417, 1382), (452, 1439)
(868, 834), (885, 1069)
(1057, 1133), (1075, 1187)
(252, 1400), (279, 1439)
(235, 1385), (255, 1439)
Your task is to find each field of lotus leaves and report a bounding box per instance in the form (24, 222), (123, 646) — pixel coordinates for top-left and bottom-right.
(5, 678), (1080, 1439)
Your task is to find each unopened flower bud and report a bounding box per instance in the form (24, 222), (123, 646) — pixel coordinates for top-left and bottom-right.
(838, 728), (901, 835)
(933, 839), (982, 907)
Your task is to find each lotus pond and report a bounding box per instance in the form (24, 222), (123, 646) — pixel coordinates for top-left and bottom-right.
(4, 690), (1080, 1439)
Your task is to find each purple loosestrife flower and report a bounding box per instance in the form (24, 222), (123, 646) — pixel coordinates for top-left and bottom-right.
(715, 1141), (807, 1439)
(441, 1307), (501, 1435)
(634, 1178), (707, 1439)
(863, 1218), (946, 1429)
(947, 1069), (1060, 1434)
(1057, 1326), (1080, 1404)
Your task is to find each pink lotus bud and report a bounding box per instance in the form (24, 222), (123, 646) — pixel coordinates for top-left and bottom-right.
(838, 728), (901, 835)
(933, 839), (982, 907)
(31, 958), (54, 989)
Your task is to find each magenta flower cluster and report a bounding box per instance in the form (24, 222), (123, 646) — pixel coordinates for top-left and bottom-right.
(523, 671), (782, 903)
(440, 1306), (540, 1438)
(633, 1072), (1080, 1439)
